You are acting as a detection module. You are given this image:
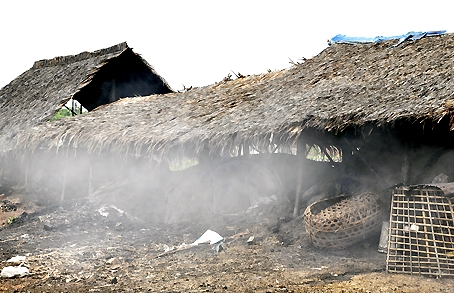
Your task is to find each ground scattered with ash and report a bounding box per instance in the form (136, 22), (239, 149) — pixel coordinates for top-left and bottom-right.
(0, 194), (453, 292)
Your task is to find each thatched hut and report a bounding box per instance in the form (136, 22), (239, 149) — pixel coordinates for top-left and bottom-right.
(6, 33), (454, 221)
(0, 42), (171, 149)
(0, 42), (172, 197)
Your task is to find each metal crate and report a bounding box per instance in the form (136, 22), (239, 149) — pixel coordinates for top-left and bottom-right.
(387, 185), (454, 277)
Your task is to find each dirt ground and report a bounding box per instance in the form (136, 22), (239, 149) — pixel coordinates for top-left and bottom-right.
(0, 192), (454, 293)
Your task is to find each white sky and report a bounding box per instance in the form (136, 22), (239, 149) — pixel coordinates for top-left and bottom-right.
(1, 1), (454, 91)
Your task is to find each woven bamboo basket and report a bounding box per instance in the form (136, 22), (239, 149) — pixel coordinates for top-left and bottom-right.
(303, 192), (384, 249)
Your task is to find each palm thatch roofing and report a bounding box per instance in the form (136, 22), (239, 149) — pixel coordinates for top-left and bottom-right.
(0, 42), (171, 152)
(11, 33), (454, 160)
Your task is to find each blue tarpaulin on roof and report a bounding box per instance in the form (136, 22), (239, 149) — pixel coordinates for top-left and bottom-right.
(330, 30), (446, 46)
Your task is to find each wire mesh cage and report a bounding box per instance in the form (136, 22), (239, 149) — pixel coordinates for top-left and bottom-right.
(387, 185), (454, 277)
(303, 192), (384, 249)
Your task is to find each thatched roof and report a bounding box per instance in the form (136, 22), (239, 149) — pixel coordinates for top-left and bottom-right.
(11, 33), (454, 160)
(0, 42), (171, 152)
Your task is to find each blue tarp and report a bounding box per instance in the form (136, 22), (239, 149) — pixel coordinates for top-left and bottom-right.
(330, 30), (446, 47)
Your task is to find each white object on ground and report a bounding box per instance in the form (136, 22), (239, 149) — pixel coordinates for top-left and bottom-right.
(1, 266), (29, 278)
(97, 205), (125, 217)
(192, 230), (223, 245)
(6, 256), (26, 263)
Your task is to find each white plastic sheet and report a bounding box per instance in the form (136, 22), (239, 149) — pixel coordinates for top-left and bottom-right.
(192, 229), (223, 245)
(1, 266), (29, 278)
(6, 255), (26, 263)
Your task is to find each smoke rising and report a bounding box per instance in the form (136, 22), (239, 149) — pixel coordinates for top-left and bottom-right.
(1, 130), (453, 227)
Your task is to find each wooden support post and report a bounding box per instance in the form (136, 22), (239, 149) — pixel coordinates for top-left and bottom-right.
(88, 160), (93, 197)
(61, 164), (67, 202)
(60, 149), (69, 202)
(402, 151), (410, 185)
(110, 78), (116, 102)
(293, 136), (306, 218)
(24, 154), (29, 193)
(243, 141), (250, 156)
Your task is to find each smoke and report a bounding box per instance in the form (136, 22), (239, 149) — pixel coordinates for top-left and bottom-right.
(1, 131), (453, 227)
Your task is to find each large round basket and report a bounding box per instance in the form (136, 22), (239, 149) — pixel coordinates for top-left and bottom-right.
(303, 192), (383, 249)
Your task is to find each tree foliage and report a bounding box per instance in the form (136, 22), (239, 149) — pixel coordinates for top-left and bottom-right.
(50, 108), (72, 121)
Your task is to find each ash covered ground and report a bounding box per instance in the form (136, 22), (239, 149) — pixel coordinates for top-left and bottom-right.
(0, 191), (453, 293)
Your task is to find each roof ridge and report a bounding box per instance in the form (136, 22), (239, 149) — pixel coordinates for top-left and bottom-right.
(32, 42), (129, 69)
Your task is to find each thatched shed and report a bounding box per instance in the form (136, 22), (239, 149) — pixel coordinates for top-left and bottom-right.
(14, 33), (454, 159)
(0, 42), (172, 151)
(5, 33), (454, 220)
